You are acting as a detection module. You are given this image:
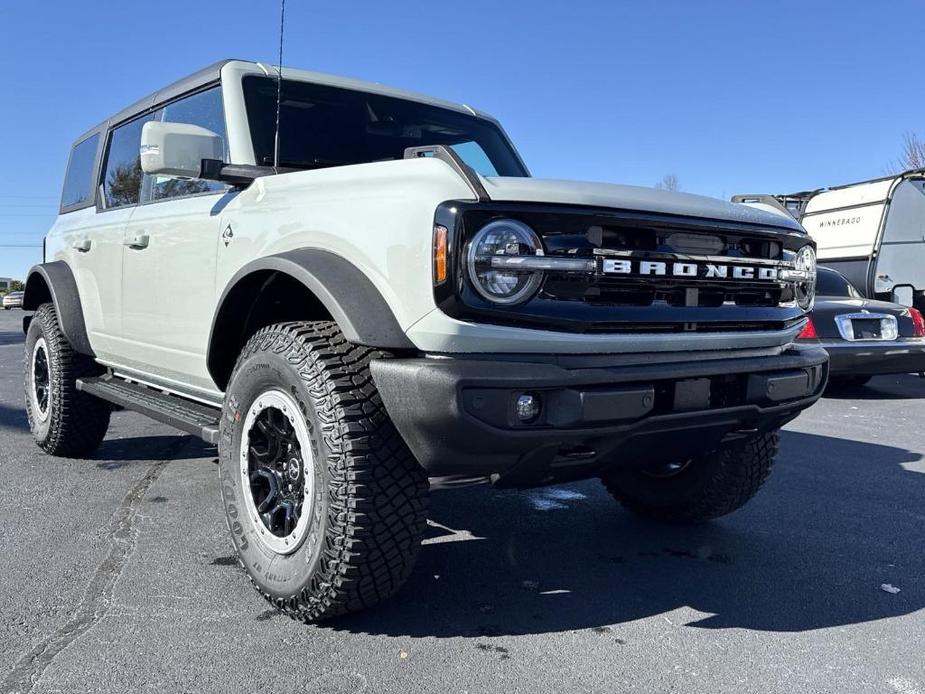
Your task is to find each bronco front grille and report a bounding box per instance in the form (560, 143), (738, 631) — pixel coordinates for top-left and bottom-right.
(435, 202), (811, 334)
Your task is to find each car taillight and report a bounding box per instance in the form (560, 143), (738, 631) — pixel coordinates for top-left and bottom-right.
(910, 307), (925, 337)
(797, 316), (817, 339)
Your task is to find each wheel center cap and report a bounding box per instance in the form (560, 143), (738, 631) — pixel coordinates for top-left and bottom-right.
(286, 457), (302, 482)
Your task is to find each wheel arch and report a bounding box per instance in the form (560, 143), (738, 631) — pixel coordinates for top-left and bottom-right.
(22, 261), (95, 356)
(207, 248), (414, 391)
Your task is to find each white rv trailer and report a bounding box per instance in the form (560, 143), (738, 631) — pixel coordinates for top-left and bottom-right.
(734, 169), (925, 311)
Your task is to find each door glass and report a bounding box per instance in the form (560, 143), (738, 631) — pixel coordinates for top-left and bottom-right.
(146, 86), (229, 202)
(61, 133), (100, 210)
(102, 115), (153, 209)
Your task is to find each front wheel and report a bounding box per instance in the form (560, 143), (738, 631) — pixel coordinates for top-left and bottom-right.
(602, 431), (779, 524)
(218, 321), (429, 622)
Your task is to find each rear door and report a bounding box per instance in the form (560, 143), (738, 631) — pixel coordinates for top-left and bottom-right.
(118, 86), (230, 398)
(875, 179), (925, 297)
(50, 129), (134, 363)
(89, 113), (154, 364)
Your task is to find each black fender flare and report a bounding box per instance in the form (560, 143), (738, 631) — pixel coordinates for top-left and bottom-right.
(22, 261), (95, 356)
(207, 249), (414, 385)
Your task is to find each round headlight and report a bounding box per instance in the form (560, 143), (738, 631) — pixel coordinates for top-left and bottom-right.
(794, 245), (816, 310)
(466, 219), (544, 305)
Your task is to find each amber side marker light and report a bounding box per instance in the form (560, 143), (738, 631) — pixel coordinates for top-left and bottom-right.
(433, 225), (448, 284)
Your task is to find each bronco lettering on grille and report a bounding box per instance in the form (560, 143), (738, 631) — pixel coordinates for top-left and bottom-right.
(601, 259), (779, 281)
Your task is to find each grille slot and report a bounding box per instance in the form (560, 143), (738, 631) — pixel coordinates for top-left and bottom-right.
(545, 276), (786, 308)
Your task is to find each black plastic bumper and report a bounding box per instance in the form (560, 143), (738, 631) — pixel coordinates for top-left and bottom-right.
(370, 345), (829, 488)
(819, 340), (925, 377)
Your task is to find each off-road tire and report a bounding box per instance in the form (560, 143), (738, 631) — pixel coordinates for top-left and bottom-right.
(24, 303), (110, 456)
(602, 431), (779, 524)
(219, 321), (429, 622)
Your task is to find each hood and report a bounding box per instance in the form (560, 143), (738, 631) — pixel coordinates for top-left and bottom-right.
(482, 176), (804, 232)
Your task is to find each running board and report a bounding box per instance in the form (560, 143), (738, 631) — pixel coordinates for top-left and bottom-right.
(77, 375), (221, 444)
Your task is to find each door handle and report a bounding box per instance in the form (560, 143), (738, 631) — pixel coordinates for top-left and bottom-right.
(124, 233), (150, 250)
(72, 238), (91, 253)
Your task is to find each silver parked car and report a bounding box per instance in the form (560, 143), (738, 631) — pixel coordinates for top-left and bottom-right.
(2, 291), (23, 310)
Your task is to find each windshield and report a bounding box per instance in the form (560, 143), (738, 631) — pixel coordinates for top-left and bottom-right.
(242, 76), (527, 177)
(816, 267), (863, 298)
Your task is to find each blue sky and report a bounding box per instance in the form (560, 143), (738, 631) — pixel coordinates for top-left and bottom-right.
(1, 0), (922, 279)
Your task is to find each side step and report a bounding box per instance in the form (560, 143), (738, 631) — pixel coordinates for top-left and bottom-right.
(77, 375), (221, 444)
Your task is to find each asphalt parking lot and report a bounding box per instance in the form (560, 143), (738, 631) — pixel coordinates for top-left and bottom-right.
(1, 308), (923, 694)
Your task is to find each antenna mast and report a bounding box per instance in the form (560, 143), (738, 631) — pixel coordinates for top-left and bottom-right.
(272, 0), (286, 171)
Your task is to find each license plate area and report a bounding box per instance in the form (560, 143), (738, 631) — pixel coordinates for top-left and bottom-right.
(851, 318), (882, 340)
(834, 313), (898, 341)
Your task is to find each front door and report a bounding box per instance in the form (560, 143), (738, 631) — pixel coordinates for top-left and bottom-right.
(118, 86), (231, 400)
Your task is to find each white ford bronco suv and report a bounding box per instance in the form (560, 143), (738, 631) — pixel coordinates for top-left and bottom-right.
(23, 59), (826, 621)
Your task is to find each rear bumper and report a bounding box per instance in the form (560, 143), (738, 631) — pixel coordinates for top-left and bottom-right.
(819, 339), (925, 376)
(370, 345), (828, 488)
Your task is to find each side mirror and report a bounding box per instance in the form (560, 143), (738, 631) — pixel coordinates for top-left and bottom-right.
(140, 121), (223, 179)
(892, 284), (915, 307)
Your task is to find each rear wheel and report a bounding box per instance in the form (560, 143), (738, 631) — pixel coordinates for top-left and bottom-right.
(219, 321), (429, 621)
(24, 303), (111, 456)
(602, 431), (779, 524)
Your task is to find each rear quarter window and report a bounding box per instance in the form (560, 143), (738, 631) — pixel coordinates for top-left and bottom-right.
(60, 133), (100, 211)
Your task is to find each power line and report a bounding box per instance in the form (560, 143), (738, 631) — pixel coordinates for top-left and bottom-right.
(0, 244), (42, 248)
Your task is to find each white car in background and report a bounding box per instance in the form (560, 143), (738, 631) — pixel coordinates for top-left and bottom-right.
(2, 291), (24, 310)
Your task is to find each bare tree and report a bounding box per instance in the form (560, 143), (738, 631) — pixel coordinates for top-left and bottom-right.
(654, 174), (680, 192)
(889, 132), (925, 172)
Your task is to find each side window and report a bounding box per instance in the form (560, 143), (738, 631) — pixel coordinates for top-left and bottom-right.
(102, 115), (153, 209)
(61, 133), (100, 211)
(145, 86), (228, 202)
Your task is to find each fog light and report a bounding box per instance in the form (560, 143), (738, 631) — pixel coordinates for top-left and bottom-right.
(515, 393), (541, 423)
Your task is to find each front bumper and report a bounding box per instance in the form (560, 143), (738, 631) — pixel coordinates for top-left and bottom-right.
(818, 339), (925, 376)
(370, 345), (828, 488)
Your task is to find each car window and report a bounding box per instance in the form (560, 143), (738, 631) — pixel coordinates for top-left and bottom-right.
(60, 133), (100, 210)
(816, 268), (861, 298)
(144, 86), (229, 202)
(242, 76), (527, 177)
(102, 115), (154, 209)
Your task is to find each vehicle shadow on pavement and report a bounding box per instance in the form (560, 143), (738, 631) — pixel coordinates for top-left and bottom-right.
(91, 436), (215, 465)
(824, 374), (925, 401)
(0, 329), (24, 347)
(330, 430), (924, 638)
(0, 402), (28, 432)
